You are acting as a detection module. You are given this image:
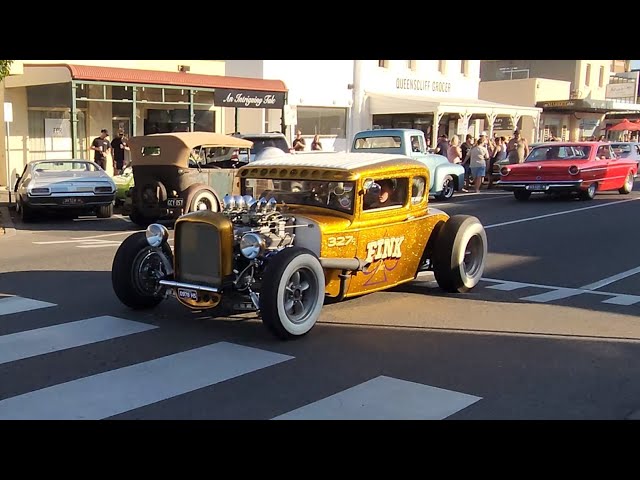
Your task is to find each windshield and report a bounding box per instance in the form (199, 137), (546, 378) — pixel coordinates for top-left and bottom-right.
(33, 161), (100, 172)
(244, 178), (355, 214)
(526, 145), (591, 162)
(353, 136), (402, 150)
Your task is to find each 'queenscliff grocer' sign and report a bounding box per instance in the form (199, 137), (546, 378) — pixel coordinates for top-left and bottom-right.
(395, 77), (452, 93)
(214, 89), (285, 109)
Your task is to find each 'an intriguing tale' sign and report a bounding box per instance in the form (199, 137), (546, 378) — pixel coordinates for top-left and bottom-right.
(214, 89), (285, 109)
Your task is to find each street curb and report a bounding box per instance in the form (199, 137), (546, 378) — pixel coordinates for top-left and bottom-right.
(0, 206), (16, 238)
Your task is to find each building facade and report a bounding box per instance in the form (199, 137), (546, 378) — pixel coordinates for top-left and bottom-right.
(480, 60), (640, 141)
(1, 60), (287, 186)
(351, 60), (541, 149)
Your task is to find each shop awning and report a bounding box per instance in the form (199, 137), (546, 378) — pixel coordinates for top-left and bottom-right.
(366, 91), (541, 116)
(7, 63), (287, 92)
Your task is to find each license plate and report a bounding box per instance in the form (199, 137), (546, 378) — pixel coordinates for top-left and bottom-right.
(62, 197), (83, 204)
(167, 198), (184, 207)
(526, 184), (548, 191)
(177, 288), (198, 301)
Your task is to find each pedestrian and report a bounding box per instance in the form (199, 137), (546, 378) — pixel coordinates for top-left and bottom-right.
(460, 134), (474, 190)
(311, 134), (323, 151)
(488, 136), (506, 189)
(110, 129), (130, 175)
(506, 129), (529, 164)
(91, 129), (111, 171)
(292, 130), (306, 151)
(435, 134), (449, 158)
(464, 136), (490, 193)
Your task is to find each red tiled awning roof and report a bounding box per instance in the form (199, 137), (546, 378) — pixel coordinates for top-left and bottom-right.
(23, 63), (288, 92)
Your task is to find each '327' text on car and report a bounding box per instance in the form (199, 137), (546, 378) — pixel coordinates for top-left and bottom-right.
(111, 152), (488, 340)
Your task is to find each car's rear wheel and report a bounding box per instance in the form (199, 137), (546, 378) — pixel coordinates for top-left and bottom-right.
(129, 207), (154, 228)
(97, 203), (113, 218)
(435, 175), (455, 201)
(580, 182), (597, 200)
(16, 199), (35, 223)
(112, 232), (172, 309)
(514, 190), (531, 201)
(619, 172), (634, 194)
(432, 215), (487, 293)
(260, 247), (325, 340)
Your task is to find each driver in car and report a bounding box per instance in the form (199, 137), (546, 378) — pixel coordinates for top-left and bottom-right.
(364, 179), (395, 209)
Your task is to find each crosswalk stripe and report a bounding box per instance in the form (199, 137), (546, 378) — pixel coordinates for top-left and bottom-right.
(0, 296), (56, 316)
(0, 342), (293, 420)
(0, 316), (157, 365)
(273, 375), (481, 420)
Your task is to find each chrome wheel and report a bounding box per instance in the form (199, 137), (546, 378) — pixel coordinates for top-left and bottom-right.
(132, 248), (167, 296)
(283, 268), (318, 325)
(463, 233), (484, 278)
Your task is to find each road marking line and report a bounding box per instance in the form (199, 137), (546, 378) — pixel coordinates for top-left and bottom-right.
(438, 194), (511, 205)
(485, 280), (531, 291)
(0, 296), (56, 316)
(273, 375), (481, 420)
(71, 230), (143, 240)
(580, 266), (640, 290)
(519, 288), (585, 303)
(0, 316), (157, 365)
(0, 342), (293, 420)
(76, 243), (122, 248)
(485, 197), (640, 229)
(601, 295), (640, 306)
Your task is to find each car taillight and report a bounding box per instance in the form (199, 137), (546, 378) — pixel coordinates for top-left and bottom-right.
(500, 166), (511, 176)
(568, 165), (580, 175)
(30, 187), (50, 195)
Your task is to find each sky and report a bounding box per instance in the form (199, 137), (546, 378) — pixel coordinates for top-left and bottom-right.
(632, 60), (640, 70)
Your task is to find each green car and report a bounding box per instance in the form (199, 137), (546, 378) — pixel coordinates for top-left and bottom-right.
(113, 166), (134, 206)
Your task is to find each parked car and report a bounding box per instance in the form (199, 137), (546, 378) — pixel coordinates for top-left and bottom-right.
(126, 132), (253, 227)
(111, 152), (488, 340)
(13, 159), (116, 222)
(609, 141), (640, 169)
(113, 165), (134, 207)
(496, 142), (638, 200)
(351, 129), (465, 200)
(232, 132), (292, 163)
(489, 142), (545, 183)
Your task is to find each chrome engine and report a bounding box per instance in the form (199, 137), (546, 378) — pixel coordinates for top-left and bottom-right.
(221, 194), (296, 257)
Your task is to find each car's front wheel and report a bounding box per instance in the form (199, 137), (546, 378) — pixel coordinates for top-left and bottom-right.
(112, 232), (172, 309)
(435, 175), (455, 201)
(432, 215), (487, 293)
(260, 247), (325, 340)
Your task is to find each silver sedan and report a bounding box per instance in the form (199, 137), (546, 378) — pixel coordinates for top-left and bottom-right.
(13, 159), (116, 222)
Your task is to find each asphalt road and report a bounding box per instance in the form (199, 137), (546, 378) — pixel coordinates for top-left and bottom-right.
(1, 188), (640, 420)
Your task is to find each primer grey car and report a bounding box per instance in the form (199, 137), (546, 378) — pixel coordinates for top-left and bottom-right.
(14, 159), (116, 222)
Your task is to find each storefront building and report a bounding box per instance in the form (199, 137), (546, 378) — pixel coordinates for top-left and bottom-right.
(351, 60), (541, 149)
(1, 61), (287, 184)
(225, 61), (353, 152)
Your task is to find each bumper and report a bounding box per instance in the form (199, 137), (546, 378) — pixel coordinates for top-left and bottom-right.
(496, 180), (584, 192)
(25, 194), (115, 208)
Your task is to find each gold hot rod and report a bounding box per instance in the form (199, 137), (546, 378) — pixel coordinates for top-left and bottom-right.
(111, 151), (488, 340)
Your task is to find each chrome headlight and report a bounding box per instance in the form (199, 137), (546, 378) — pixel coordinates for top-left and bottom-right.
(240, 232), (266, 259)
(146, 223), (169, 247)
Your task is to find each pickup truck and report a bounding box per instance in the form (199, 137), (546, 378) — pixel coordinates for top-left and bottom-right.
(351, 128), (465, 200)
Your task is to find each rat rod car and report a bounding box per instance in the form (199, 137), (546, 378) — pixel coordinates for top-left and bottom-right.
(126, 132), (253, 226)
(112, 152), (488, 340)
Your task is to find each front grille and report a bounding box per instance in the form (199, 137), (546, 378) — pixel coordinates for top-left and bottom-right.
(176, 222), (221, 286)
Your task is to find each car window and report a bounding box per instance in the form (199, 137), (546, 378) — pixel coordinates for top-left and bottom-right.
(596, 145), (612, 159)
(33, 161), (98, 172)
(242, 136), (289, 155)
(353, 136), (402, 150)
(526, 145), (591, 161)
(363, 178), (408, 211)
(411, 176), (426, 205)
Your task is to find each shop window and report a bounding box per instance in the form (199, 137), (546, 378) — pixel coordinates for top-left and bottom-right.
(296, 107), (346, 138)
(438, 60), (446, 74)
(378, 60), (389, 68)
(27, 109), (87, 161)
(461, 60), (469, 76)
